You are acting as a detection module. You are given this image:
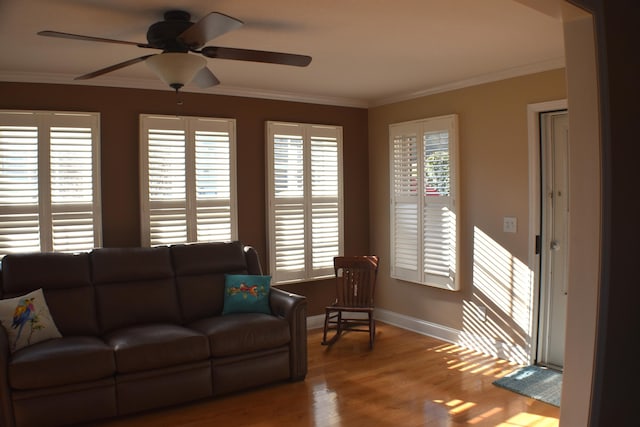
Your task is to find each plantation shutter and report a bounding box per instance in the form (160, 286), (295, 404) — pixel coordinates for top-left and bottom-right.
(390, 124), (421, 283)
(49, 118), (101, 252)
(140, 115), (236, 247)
(310, 129), (341, 273)
(144, 124), (188, 245)
(195, 128), (235, 242)
(0, 111), (102, 256)
(267, 121), (343, 284)
(389, 115), (459, 290)
(271, 125), (305, 282)
(0, 117), (40, 253)
(422, 127), (456, 288)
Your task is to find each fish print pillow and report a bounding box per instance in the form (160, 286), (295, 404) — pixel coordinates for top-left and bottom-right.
(222, 274), (271, 315)
(0, 288), (62, 353)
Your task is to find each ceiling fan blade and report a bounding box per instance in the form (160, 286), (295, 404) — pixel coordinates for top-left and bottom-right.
(201, 46), (312, 67)
(38, 30), (153, 48)
(179, 12), (243, 49)
(192, 67), (220, 88)
(75, 55), (155, 80)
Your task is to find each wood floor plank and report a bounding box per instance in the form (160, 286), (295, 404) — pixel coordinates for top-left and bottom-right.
(92, 323), (559, 427)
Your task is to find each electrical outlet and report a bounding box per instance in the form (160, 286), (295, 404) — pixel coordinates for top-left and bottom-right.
(503, 216), (517, 233)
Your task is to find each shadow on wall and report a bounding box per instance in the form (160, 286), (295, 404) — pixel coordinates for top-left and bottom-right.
(459, 226), (534, 365)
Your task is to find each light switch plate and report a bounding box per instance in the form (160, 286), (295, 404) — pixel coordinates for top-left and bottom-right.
(503, 216), (517, 233)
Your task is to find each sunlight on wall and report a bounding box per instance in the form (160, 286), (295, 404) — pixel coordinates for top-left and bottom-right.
(459, 227), (534, 365)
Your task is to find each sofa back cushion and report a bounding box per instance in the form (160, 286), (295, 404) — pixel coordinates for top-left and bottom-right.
(171, 241), (251, 323)
(91, 246), (181, 333)
(0, 252), (99, 336)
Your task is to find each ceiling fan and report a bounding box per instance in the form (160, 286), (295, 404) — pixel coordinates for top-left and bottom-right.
(38, 10), (312, 91)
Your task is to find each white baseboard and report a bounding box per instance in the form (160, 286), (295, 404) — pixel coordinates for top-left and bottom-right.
(373, 308), (461, 344)
(307, 308), (530, 364)
(306, 314), (326, 330)
(305, 309), (459, 344)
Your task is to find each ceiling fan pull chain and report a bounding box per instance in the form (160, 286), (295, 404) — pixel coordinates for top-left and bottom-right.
(175, 88), (184, 114)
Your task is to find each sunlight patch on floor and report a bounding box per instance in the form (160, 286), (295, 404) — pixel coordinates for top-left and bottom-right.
(495, 411), (559, 426)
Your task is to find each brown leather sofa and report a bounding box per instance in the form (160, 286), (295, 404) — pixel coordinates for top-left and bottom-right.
(0, 241), (307, 427)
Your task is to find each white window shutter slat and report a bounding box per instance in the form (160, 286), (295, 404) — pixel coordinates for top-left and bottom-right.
(274, 201), (306, 278)
(311, 201), (339, 273)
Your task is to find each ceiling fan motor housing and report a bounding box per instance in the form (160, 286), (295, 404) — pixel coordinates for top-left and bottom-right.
(146, 10), (194, 51)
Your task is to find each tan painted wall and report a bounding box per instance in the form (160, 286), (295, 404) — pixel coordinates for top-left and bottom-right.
(368, 69), (566, 357)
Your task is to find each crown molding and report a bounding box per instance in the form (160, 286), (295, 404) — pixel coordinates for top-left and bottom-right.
(371, 57), (566, 107)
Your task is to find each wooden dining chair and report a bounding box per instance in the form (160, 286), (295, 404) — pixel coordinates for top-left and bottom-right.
(321, 255), (379, 349)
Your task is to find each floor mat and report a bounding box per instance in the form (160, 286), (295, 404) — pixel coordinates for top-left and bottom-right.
(493, 365), (562, 407)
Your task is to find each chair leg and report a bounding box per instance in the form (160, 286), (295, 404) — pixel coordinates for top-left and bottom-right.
(369, 313), (375, 349)
(321, 310), (342, 346)
(322, 310), (330, 344)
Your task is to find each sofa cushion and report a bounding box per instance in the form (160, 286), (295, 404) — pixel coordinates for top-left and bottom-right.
(0, 289), (62, 353)
(1, 252), (99, 336)
(189, 313), (290, 357)
(103, 324), (209, 374)
(171, 241), (250, 323)
(222, 275), (271, 315)
(91, 247), (182, 332)
(9, 336), (115, 390)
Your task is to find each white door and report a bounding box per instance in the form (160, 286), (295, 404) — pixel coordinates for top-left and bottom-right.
(538, 111), (569, 370)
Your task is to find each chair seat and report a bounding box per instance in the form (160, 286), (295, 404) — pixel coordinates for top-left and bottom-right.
(326, 305), (374, 312)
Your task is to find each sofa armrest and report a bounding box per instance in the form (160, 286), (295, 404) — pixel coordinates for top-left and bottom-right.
(270, 287), (307, 381)
(0, 327), (15, 427)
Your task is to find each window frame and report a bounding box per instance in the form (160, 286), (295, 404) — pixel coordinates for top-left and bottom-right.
(389, 114), (460, 290)
(0, 109), (102, 255)
(139, 114), (238, 247)
(266, 121), (344, 285)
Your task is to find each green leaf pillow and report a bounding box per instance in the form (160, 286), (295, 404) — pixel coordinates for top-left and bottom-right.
(222, 274), (271, 315)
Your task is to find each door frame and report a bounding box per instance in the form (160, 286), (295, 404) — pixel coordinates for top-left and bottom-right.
(527, 99), (568, 365)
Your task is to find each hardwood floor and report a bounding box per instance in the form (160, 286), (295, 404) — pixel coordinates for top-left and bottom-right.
(93, 323), (559, 427)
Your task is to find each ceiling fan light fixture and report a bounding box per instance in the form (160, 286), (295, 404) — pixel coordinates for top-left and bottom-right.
(146, 52), (206, 91)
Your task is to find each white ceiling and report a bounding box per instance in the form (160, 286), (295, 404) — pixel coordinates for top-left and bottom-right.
(0, 0), (565, 107)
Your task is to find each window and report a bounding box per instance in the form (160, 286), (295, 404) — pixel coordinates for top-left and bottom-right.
(389, 114), (459, 290)
(0, 110), (102, 255)
(139, 115), (237, 246)
(266, 121), (343, 284)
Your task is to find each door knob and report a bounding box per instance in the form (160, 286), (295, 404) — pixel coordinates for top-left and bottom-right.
(550, 240), (560, 250)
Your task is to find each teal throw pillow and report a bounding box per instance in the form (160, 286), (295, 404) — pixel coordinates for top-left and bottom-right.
(222, 274), (271, 315)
